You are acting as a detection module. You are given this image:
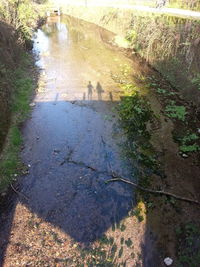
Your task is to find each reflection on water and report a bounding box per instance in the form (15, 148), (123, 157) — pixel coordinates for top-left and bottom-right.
(33, 15), (138, 102)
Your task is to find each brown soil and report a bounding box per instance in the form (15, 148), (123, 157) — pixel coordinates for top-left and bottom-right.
(136, 65), (200, 264)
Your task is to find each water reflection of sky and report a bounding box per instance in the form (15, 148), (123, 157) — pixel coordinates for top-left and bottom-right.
(33, 21), (69, 68)
(57, 23), (68, 42)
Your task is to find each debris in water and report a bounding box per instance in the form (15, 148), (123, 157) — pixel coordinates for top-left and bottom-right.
(29, 102), (36, 107)
(53, 149), (60, 154)
(164, 257), (173, 266)
(181, 153), (189, 158)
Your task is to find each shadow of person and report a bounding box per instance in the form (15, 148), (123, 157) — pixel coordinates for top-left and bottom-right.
(87, 81), (93, 100)
(96, 82), (104, 101)
(109, 92), (113, 102)
(83, 92), (86, 100)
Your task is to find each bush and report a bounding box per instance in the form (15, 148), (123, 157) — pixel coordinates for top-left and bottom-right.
(0, 0), (38, 44)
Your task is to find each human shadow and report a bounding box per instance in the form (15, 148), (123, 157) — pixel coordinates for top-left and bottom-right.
(87, 81), (93, 100)
(109, 92), (113, 102)
(96, 82), (104, 101)
(0, 98), (135, 265)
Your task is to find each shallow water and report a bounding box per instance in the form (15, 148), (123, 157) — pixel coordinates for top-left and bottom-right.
(21, 16), (137, 243)
(0, 15), (147, 265)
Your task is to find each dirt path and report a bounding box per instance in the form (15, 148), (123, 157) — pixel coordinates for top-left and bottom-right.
(55, 2), (200, 20)
(0, 16), (154, 266)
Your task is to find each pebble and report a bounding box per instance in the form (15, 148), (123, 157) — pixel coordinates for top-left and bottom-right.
(164, 257), (173, 266)
(198, 128), (200, 134)
(28, 164), (31, 168)
(182, 153), (189, 158)
(29, 102), (36, 107)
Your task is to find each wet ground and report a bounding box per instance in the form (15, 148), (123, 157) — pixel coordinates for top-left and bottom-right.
(0, 16), (149, 266)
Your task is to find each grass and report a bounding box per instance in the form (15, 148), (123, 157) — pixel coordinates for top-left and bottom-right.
(178, 132), (200, 153)
(0, 53), (34, 193)
(165, 102), (187, 121)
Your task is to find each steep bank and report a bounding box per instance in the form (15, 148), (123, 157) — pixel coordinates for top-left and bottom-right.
(0, 1), (44, 191)
(62, 6), (200, 105)
(0, 22), (20, 151)
(0, 20), (37, 192)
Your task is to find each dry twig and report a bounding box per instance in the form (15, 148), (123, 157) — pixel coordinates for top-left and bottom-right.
(106, 177), (200, 206)
(10, 183), (29, 201)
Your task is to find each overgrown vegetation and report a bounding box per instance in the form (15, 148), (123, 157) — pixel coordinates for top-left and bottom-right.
(117, 85), (161, 185)
(146, 74), (200, 156)
(114, 61), (200, 264)
(0, 0), (41, 47)
(126, 14), (200, 104)
(0, 53), (35, 192)
(0, 1), (42, 192)
(178, 133), (200, 153)
(165, 102), (187, 121)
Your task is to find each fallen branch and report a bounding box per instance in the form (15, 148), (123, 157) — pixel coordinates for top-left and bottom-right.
(10, 183), (29, 201)
(61, 157), (200, 206)
(106, 178), (200, 206)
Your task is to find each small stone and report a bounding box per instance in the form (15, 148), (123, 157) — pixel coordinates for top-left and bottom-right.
(28, 164), (31, 168)
(53, 149), (60, 154)
(14, 174), (18, 177)
(29, 102), (36, 107)
(198, 128), (200, 134)
(182, 153), (189, 158)
(164, 257), (173, 266)
(1, 192), (6, 197)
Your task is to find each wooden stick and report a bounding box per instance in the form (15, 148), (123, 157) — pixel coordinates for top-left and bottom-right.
(10, 183), (29, 201)
(106, 178), (200, 206)
(62, 158), (200, 206)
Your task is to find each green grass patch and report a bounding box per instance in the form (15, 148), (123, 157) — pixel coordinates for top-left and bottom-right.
(175, 132), (200, 154)
(0, 53), (34, 192)
(165, 103), (187, 121)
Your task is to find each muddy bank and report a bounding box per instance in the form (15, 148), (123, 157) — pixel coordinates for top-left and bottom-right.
(62, 5), (200, 104)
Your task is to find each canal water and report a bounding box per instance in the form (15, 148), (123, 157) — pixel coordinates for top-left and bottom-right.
(1, 16), (149, 266)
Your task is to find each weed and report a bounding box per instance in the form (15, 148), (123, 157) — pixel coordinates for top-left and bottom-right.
(178, 132), (200, 153)
(0, 53), (34, 192)
(157, 88), (167, 94)
(165, 104), (187, 121)
(125, 238), (133, 248)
